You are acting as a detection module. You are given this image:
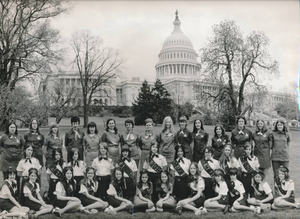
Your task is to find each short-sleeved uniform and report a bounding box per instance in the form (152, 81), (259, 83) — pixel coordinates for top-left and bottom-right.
(174, 129), (193, 160)
(231, 128), (253, 159)
(45, 135), (63, 168)
(46, 162), (67, 200)
(91, 157), (114, 200)
(158, 131), (176, 165)
(78, 180), (99, 206)
(17, 158), (42, 177)
(275, 179), (295, 203)
(156, 183), (176, 208)
(24, 132), (45, 166)
(252, 181), (273, 204)
(101, 131), (121, 166)
(192, 130), (209, 163)
(65, 129), (85, 163)
(83, 134), (101, 167)
(253, 130), (271, 169)
(214, 181), (229, 205)
(23, 181), (42, 211)
(211, 135), (230, 160)
(120, 130), (140, 163)
(170, 157), (191, 201)
(134, 182), (153, 210)
(0, 180), (18, 211)
(54, 181), (75, 208)
(229, 179), (247, 206)
(106, 182), (126, 207)
(189, 176), (205, 207)
(67, 160), (86, 195)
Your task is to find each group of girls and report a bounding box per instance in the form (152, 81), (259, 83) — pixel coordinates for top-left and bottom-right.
(0, 114), (297, 217)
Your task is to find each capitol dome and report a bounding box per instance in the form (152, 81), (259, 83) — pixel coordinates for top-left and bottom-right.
(155, 10), (200, 82)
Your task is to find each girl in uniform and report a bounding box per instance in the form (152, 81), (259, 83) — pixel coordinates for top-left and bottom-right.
(191, 119), (209, 163)
(204, 169), (230, 213)
(272, 166), (300, 210)
(24, 118), (45, 167)
(67, 148), (86, 196)
(176, 162), (205, 216)
(218, 144), (240, 183)
(156, 170), (176, 212)
(174, 116), (193, 161)
(247, 171), (273, 211)
(105, 167), (133, 215)
(231, 116), (253, 159)
(238, 142), (260, 198)
(23, 168), (53, 218)
(228, 167), (258, 213)
(53, 166), (94, 217)
(78, 167), (108, 212)
(143, 143), (167, 203)
(139, 118), (158, 171)
(0, 167), (29, 218)
(91, 142), (114, 201)
(158, 116), (176, 166)
(133, 170), (155, 212)
(46, 149), (67, 201)
(45, 123), (63, 168)
(117, 145), (138, 202)
(83, 122), (101, 167)
(170, 145), (191, 201)
(101, 118), (121, 166)
(211, 124), (229, 160)
(198, 146), (220, 199)
(120, 119), (140, 167)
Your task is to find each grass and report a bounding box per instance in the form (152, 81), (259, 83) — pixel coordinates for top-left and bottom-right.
(2, 116), (300, 218)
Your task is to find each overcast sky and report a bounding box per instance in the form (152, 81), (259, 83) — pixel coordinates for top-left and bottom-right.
(49, 0), (300, 93)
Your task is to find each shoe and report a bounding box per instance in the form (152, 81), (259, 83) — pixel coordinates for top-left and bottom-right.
(296, 203), (300, 209)
(201, 207), (207, 214)
(104, 207), (110, 213)
(146, 207), (156, 213)
(195, 210), (202, 216)
(109, 208), (116, 215)
(223, 205), (230, 214)
(256, 206), (261, 214)
(89, 209), (98, 214)
(176, 205), (182, 215)
(127, 204), (133, 214)
(53, 210), (62, 217)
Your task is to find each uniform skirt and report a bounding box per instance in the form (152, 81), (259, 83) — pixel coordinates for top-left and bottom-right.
(192, 196), (205, 208)
(217, 195), (229, 205)
(255, 195), (274, 204)
(95, 175), (111, 201)
(173, 176), (189, 201)
(0, 198), (16, 211)
(107, 195), (123, 207)
(23, 197), (42, 211)
(230, 195), (247, 206)
(148, 172), (160, 203)
(203, 177), (214, 199)
(77, 194), (98, 207)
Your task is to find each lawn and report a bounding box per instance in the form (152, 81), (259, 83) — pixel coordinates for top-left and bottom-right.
(1, 116), (300, 218)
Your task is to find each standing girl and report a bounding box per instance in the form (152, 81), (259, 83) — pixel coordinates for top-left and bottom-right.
(67, 148), (86, 196)
(252, 120), (272, 177)
(198, 146), (220, 199)
(139, 118), (158, 171)
(174, 116), (193, 161)
(156, 170), (176, 212)
(176, 163), (205, 216)
(0, 121), (25, 180)
(218, 144), (240, 183)
(170, 145), (191, 201)
(23, 168), (53, 217)
(270, 120), (290, 180)
(117, 145), (137, 202)
(46, 149), (67, 201)
(238, 142), (260, 198)
(120, 119), (140, 167)
(45, 123), (63, 168)
(231, 116), (253, 159)
(211, 124), (229, 160)
(24, 118), (45, 167)
(91, 142), (114, 201)
(101, 118), (121, 166)
(191, 119), (209, 163)
(272, 166), (300, 210)
(204, 169), (230, 213)
(143, 143), (167, 203)
(158, 116), (176, 166)
(78, 167), (108, 212)
(83, 122), (101, 167)
(105, 167), (133, 215)
(133, 170), (155, 212)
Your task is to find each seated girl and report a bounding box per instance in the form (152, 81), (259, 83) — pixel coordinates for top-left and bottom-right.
(204, 169), (230, 213)
(156, 170), (176, 212)
(105, 167), (133, 215)
(133, 170), (155, 212)
(77, 167), (108, 212)
(176, 162), (205, 216)
(272, 166), (300, 210)
(23, 168), (53, 218)
(247, 171), (273, 211)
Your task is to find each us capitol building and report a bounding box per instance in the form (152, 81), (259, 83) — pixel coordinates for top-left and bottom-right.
(39, 11), (296, 119)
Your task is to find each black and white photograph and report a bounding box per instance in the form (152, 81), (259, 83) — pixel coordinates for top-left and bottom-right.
(0, 0), (299, 218)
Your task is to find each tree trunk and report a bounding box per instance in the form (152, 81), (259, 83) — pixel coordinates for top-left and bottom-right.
(83, 104), (89, 128)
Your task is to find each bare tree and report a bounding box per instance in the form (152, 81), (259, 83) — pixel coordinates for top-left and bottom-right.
(200, 20), (279, 117)
(70, 30), (125, 127)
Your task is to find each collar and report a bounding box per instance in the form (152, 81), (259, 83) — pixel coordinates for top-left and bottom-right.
(71, 129), (80, 134)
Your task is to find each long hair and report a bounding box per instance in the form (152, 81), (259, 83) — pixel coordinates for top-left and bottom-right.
(48, 122), (60, 137)
(255, 119), (268, 133)
(219, 144), (236, 170)
(137, 170), (151, 189)
(5, 120), (18, 135)
(87, 122), (98, 134)
(276, 166), (290, 181)
(28, 168), (40, 183)
(29, 118), (40, 134)
(212, 169), (225, 188)
(61, 166), (76, 196)
(274, 120), (288, 134)
(148, 143), (159, 162)
(174, 145), (186, 160)
(213, 124), (225, 137)
(236, 116), (247, 125)
(161, 116), (175, 134)
(81, 167), (96, 187)
(243, 142), (254, 157)
(69, 148), (82, 162)
(23, 144), (34, 158)
(119, 147), (131, 162)
(111, 167), (126, 191)
(188, 162), (201, 187)
(51, 148), (64, 167)
(192, 119), (204, 133)
(157, 170), (172, 192)
(106, 119), (118, 134)
(98, 142), (108, 157)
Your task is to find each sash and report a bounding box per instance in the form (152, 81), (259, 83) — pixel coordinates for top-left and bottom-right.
(63, 180), (75, 197)
(86, 182), (95, 195)
(3, 181), (17, 197)
(141, 187), (151, 200)
(275, 179), (294, 198)
(172, 159), (185, 176)
(149, 158), (163, 173)
(201, 159), (214, 177)
(113, 182), (124, 197)
(49, 165), (64, 180)
(25, 182), (38, 199)
(241, 156), (256, 174)
(119, 161), (134, 178)
(228, 181), (240, 198)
